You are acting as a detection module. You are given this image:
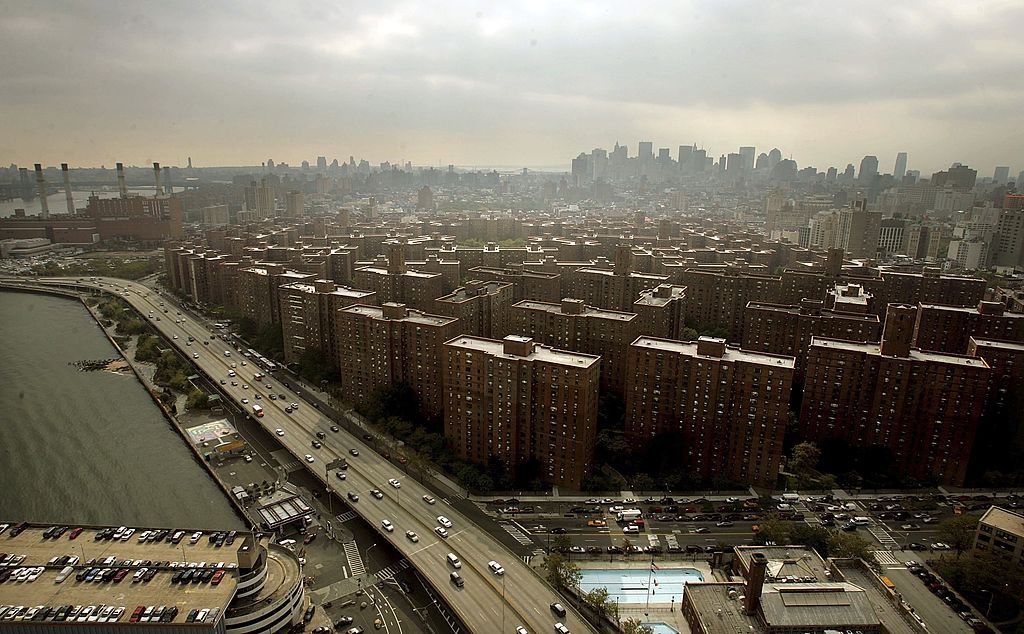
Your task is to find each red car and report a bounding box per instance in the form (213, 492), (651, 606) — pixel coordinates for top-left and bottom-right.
(211, 570), (225, 586)
(68, 527), (84, 540)
(129, 606), (145, 623)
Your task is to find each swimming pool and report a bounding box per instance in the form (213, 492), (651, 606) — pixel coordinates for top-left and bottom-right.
(644, 623), (680, 634)
(578, 567), (704, 604)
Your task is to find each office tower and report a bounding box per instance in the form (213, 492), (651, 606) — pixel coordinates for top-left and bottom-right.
(316, 156), (327, 170)
(692, 149), (707, 172)
(571, 153), (592, 185)
(799, 304), (990, 486)
(858, 155), (879, 181)
(739, 146), (756, 171)
(284, 191), (304, 218)
(994, 166), (1010, 185)
(338, 303), (460, 421)
(837, 198), (882, 259)
(510, 298), (638, 396)
(1018, 170), (1024, 188)
(591, 148), (608, 180)
(878, 217), (907, 255)
(767, 148), (782, 170)
(657, 147), (671, 162)
(894, 152), (908, 179)
(913, 301), (1024, 353)
(931, 165), (977, 189)
(624, 336), (795, 487)
(678, 145), (694, 167)
(755, 153), (769, 170)
(443, 335), (600, 489)
(825, 167), (838, 182)
(433, 280), (514, 339)
(278, 279), (376, 366)
(638, 141), (654, 162)
(726, 153), (744, 174)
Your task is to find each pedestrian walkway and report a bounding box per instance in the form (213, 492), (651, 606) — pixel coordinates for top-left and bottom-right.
(868, 523), (899, 548)
(500, 522), (534, 546)
(335, 511), (357, 523)
(873, 550), (901, 566)
(522, 548), (546, 565)
(374, 559), (409, 581)
(342, 541), (365, 577)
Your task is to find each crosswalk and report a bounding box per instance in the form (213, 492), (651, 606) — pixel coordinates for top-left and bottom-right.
(335, 511), (357, 523)
(872, 550), (901, 566)
(374, 559), (409, 581)
(868, 524), (899, 548)
(279, 459), (300, 472)
(500, 522), (534, 546)
(343, 541), (365, 576)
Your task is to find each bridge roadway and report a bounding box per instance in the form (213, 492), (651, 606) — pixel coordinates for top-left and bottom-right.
(21, 276), (597, 634)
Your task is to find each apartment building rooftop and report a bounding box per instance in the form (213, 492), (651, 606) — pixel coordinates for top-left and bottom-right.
(633, 336), (796, 368)
(515, 299), (636, 321)
(979, 506), (1024, 535)
(446, 334), (600, 367)
(342, 303), (456, 326)
(969, 337), (1024, 352)
(746, 301), (880, 324)
(810, 337), (989, 367)
(436, 280), (509, 303)
(634, 284), (686, 307)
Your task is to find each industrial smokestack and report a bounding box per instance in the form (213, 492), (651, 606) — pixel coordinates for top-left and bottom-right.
(163, 166), (171, 195)
(61, 163), (75, 214)
(744, 553), (768, 616)
(153, 162), (163, 195)
(34, 163), (49, 218)
(116, 163), (128, 197)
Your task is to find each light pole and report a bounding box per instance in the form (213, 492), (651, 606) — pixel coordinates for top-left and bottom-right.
(359, 542), (378, 597)
(501, 573), (506, 633)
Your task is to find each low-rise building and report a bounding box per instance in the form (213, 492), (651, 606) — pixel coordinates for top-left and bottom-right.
(973, 506), (1024, 565)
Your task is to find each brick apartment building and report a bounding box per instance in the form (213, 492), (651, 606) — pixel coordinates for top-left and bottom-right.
(913, 301), (1024, 354)
(278, 280), (377, 366)
(567, 246), (670, 312)
(337, 303), (460, 421)
(799, 304), (991, 485)
(677, 266), (783, 341)
(624, 336), (795, 487)
(633, 284), (687, 340)
(351, 242), (446, 311)
(443, 335), (600, 489)
(465, 265), (562, 303)
(433, 280), (514, 339)
(510, 298), (638, 396)
(742, 299), (880, 383)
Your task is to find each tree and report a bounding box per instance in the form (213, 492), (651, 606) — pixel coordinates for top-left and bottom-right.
(551, 534), (572, 553)
(827, 532), (879, 572)
(583, 586), (611, 617)
(186, 389), (210, 410)
(789, 441), (821, 475)
(543, 553), (581, 590)
(937, 515), (979, 558)
(621, 618), (654, 634)
(620, 537), (634, 553)
(754, 514), (789, 545)
(788, 524), (830, 558)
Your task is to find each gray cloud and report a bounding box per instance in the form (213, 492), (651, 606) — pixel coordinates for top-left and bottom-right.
(1, 0), (1022, 175)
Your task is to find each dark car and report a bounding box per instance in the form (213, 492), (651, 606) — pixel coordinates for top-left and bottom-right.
(303, 606), (316, 623)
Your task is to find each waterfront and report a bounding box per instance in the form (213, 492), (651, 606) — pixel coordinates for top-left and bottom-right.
(0, 291), (242, 529)
(0, 186), (182, 217)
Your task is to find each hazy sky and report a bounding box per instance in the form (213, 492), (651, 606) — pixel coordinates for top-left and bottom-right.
(2, 1), (1022, 175)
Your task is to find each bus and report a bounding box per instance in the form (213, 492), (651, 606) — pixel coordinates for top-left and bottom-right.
(616, 509), (643, 523)
(252, 404), (264, 417)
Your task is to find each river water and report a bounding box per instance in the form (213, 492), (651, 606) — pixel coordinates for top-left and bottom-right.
(0, 187), (183, 218)
(0, 291), (242, 529)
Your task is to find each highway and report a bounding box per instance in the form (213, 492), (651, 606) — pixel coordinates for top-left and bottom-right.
(21, 276), (598, 634)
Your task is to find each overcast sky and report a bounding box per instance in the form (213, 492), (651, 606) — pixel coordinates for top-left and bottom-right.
(2, 1), (1022, 176)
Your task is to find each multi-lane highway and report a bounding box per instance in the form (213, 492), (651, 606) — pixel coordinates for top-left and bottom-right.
(22, 276), (598, 634)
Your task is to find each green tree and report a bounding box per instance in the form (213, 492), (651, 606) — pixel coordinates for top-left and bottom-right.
(936, 515), (980, 558)
(551, 533), (572, 553)
(789, 441), (821, 475)
(788, 524), (830, 558)
(754, 514), (789, 545)
(543, 552), (581, 590)
(622, 618), (654, 634)
(680, 327), (699, 341)
(186, 389), (210, 410)
(827, 532), (879, 572)
(583, 586), (611, 617)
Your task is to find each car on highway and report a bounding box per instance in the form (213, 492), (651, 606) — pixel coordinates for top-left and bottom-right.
(276, 429), (285, 436)
(716, 521), (734, 527)
(437, 516), (453, 528)
(316, 431), (327, 440)
(241, 384), (249, 389)
(422, 495), (436, 504)
(406, 531), (419, 542)
(330, 425), (340, 432)
(241, 398), (249, 404)
(335, 471), (346, 481)
(435, 527), (449, 539)
(555, 624), (570, 634)
(347, 492), (359, 502)
(172, 335), (178, 339)
(285, 406), (293, 413)
(350, 448), (359, 456)
(304, 455), (315, 463)
(290, 402), (299, 409)
(381, 520), (394, 532)
(231, 381), (238, 386)
(388, 478), (401, 489)
(623, 525), (639, 534)
(220, 379), (226, 385)
(692, 527), (710, 534)
(487, 560), (505, 575)
(516, 627), (528, 634)
(370, 489), (384, 499)
(550, 603), (567, 618)
(311, 440), (322, 449)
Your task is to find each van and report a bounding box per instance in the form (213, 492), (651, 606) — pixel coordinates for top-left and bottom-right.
(550, 602), (567, 618)
(852, 516), (871, 526)
(449, 571), (464, 587)
(781, 493), (800, 503)
(446, 553), (462, 569)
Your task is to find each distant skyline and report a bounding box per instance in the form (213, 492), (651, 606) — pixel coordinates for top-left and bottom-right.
(1, 1), (1022, 176)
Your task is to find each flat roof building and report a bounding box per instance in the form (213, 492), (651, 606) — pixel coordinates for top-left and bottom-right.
(443, 335), (600, 489)
(625, 336), (795, 487)
(433, 280), (514, 339)
(973, 506), (1024, 566)
(914, 301), (1024, 354)
(278, 279), (377, 366)
(633, 283), (687, 340)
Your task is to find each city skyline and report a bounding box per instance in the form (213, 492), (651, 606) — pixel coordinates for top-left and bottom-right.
(1, 1), (1022, 175)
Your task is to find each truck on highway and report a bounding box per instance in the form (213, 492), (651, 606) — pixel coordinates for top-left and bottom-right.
(252, 404), (264, 417)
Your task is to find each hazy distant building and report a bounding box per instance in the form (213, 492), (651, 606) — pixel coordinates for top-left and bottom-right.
(858, 155), (879, 181)
(245, 179), (275, 219)
(838, 199), (882, 259)
(894, 152), (908, 180)
(994, 166), (1010, 185)
(284, 191), (304, 218)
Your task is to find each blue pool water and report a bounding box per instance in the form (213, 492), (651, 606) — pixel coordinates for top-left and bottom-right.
(578, 568), (704, 604)
(644, 624), (680, 634)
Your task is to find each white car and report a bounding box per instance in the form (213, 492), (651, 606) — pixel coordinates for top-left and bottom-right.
(304, 454), (315, 463)
(276, 429), (285, 436)
(422, 495), (436, 504)
(406, 530), (419, 542)
(193, 353), (199, 358)
(487, 560), (505, 575)
(172, 335), (178, 339)
(388, 478), (401, 489)
(381, 520), (394, 532)
(435, 527), (449, 539)
(241, 398), (249, 404)
(335, 471), (347, 481)
(437, 516), (453, 528)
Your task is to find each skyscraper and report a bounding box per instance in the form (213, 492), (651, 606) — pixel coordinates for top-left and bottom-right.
(767, 148), (782, 169)
(994, 166), (1010, 185)
(894, 152), (907, 179)
(739, 146), (756, 171)
(316, 156), (327, 170)
(858, 155), (879, 181)
(638, 141), (654, 162)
